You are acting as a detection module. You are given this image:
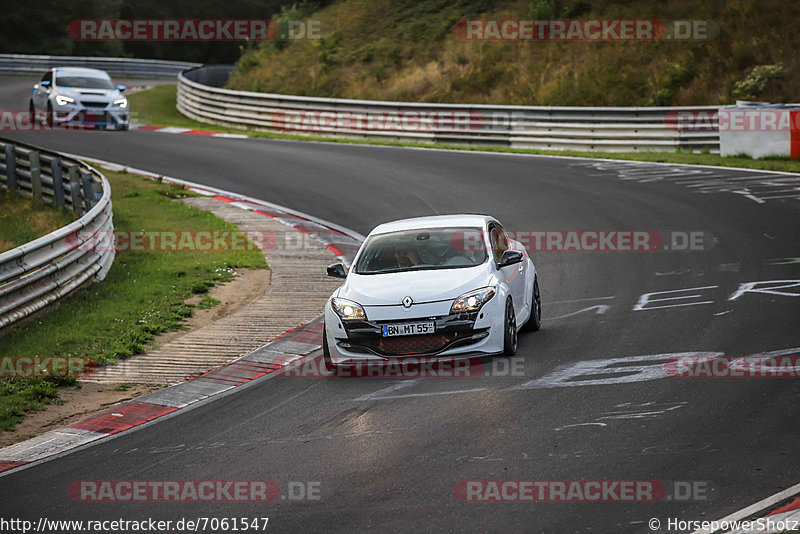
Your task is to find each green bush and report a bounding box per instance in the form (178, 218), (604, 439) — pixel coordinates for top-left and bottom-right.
(732, 63), (784, 100)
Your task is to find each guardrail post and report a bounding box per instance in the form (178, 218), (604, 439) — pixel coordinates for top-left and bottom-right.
(51, 158), (64, 206)
(81, 172), (94, 209)
(29, 150), (42, 199)
(5, 143), (16, 190)
(68, 166), (82, 215)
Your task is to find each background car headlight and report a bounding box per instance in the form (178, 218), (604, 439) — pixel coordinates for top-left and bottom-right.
(55, 95), (75, 106)
(331, 297), (366, 320)
(113, 98), (128, 108)
(450, 287), (495, 314)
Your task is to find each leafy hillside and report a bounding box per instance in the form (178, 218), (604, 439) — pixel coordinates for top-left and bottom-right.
(0, 0), (292, 64)
(227, 0), (799, 106)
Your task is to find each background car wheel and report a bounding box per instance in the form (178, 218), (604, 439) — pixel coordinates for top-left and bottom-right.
(524, 277), (542, 332)
(503, 298), (517, 356)
(322, 323), (335, 372)
(28, 101), (36, 123)
(45, 103), (53, 127)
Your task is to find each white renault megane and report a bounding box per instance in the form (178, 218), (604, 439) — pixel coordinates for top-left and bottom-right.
(323, 215), (541, 369)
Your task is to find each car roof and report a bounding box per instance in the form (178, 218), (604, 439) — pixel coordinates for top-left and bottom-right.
(369, 214), (495, 235)
(53, 67), (111, 79)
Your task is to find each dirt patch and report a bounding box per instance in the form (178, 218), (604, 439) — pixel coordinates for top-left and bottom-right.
(0, 267), (270, 448)
(155, 267), (271, 346)
(0, 383), (157, 447)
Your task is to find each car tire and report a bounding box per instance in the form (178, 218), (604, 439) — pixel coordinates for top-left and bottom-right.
(503, 298), (518, 356)
(45, 102), (53, 127)
(523, 276), (542, 332)
(29, 101), (36, 123)
(322, 322), (335, 372)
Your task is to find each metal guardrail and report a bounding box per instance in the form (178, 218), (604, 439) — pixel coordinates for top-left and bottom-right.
(178, 65), (721, 153)
(0, 54), (200, 79)
(0, 138), (115, 329)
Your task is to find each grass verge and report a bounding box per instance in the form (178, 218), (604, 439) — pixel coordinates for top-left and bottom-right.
(129, 85), (800, 174)
(0, 169), (267, 432)
(0, 189), (75, 253)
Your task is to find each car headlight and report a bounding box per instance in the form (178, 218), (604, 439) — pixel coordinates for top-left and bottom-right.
(450, 287), (496, 314)
(331, 297), (366, 320)
(55, 95), (75, 106)
(113, 98), (128, 108)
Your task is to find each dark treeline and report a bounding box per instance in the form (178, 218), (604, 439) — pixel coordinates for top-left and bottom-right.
(0, 0), (300, 63)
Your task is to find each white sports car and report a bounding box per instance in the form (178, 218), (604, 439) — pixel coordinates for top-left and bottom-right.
(30, 67), (130, 130)
(323, 215), (541, 369)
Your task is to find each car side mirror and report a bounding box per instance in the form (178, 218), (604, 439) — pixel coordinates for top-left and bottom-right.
(40, 81), (50, 88)
(117, 85), (127, 92)
(499, 250), (523, 268)
(327, 263), (347, 278)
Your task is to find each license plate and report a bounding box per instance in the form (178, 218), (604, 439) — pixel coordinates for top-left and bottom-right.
(382, 322), (435, 337)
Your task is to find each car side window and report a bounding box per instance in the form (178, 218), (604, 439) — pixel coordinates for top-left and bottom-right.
(496, 223), (510, 251)
(41, 71), (52, 83)
(489, 224), (508, 264)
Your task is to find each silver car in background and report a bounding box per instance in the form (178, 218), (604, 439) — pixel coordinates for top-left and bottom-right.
(29, 67), (129, 130)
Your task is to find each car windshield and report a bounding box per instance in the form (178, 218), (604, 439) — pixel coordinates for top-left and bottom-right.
(353, 227), (487, 275)
(55, 76), (114, 89)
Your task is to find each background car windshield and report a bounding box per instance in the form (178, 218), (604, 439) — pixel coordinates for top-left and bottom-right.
(56, 76), (114, 89)
(354, 227), (487, 274)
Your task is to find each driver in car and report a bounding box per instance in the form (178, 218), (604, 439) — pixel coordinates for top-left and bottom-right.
(392, 243), (421, 268)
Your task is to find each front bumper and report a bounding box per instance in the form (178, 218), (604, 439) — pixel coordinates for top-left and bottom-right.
(51, 106), (129, 129)
(324, 297), (506, 365)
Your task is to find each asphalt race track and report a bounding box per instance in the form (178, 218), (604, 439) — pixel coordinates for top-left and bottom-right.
(1, 76), (799, 532)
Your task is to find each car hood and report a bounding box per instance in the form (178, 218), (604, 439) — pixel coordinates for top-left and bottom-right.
(339, 265), (493, 306)
(56, 87), (122, 99)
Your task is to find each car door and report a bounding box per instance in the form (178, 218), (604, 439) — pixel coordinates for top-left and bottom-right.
(33, 70), (52, 110)
(490, 223), (526, 317)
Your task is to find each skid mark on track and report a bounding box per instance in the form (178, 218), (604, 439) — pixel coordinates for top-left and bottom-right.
(597, 401), (687, 421)
(571, 160), (800, 203)
(454, 454), (503, 462)
(547, 304), (610, 320)
(352, 379), (422, 402)
(116, 427), (414, 456)
(555, 422), (608, 431)
(554, 403), (686, 432)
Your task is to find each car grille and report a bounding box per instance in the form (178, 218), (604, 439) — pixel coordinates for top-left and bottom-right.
(339, 314), (488, 356)
(367, 333), (457, 356)
(81, 101), (107, 108)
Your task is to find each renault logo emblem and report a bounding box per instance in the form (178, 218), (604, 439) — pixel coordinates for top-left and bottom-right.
(402, 296), (413, 308)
